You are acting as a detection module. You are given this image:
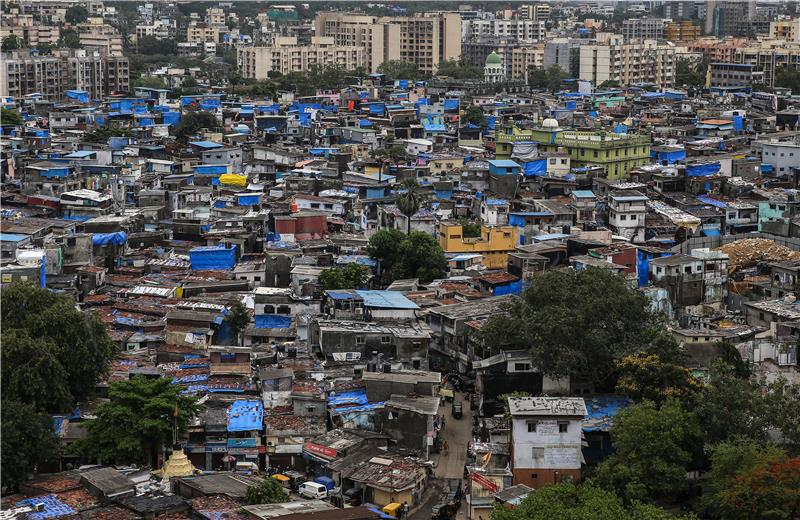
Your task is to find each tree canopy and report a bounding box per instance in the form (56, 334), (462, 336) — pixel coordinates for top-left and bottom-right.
(174, 110), (221, 141)
(592, 399), (700, 503)
(480, 267), (682, 386)
(491, 482), (697, 520)
(60, 28), (81, 48)
(615, 354), (703, 405)
(244, 478), (289, 505)
(367, 229), (447, 284)
(75, 376), (199, 466)
(464, 106), (486, 127)
(137, 35), (177, 56)
(377, 60), (423, 80)
(527, 64), (569, 92)
(675, 58), (707, 88)
(1, 283), (116, 490)
(0, 107), (23, 126)
(2, 34), (20, 51)
(319, 263), (371, 290)
(776, 66), (800, 94)
(83, 126), (133, 144)
(225, 301), (251, 344)
(436, 58), (482, 79)
(65, 5), (89, 24)
(395, 181), (422, 234)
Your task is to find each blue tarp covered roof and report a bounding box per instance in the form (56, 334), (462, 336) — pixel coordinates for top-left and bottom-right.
(16, 496), (76, 520)
(92, 231), (127, 246)
(572, 190), (596, 198)
(254, 314), (292, 329)
(582, 396), (632, 432)
(329, 390), (368, 407)
(227, 400), (263, 432)
(190, 140), (224, 149)
(356, 290), (419, 310)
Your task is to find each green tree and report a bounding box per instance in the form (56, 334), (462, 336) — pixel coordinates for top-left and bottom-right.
(700, 439), (787, 518)
(377, 59), (423, 80)
(491, 483), (696, 520)
(395, 181), (422, 234)
(599, 80), (621, 89)
(61, 28), (81, 48)
(675, 57), (707, 88)
(319, 263), (371, 290)
(1, 283), (116, 407)
(367, 229), (446, 284)
(75, 376), (199, 465)
(174, 110), (220, 141)
(464, 105), (486, 127)
(693, 361), (771, 445)
(2, 34), (20, 51)
(436, 58), (482, 79)
(2, 330), (71, 413)
(137, 35), (177, 55)
(0, 107), (23, 126)
(479, 268), (682, 386)
(65, 5), (89, 24)
(83, 126), (133, 143)
(225, 301), (251, 345)
(615, 354), (703, 405)
(133, 76), (168, 89)
(527, 64), (569, 92)
(458, 219), (482, 238)
(373, 145), (408, 162)
(592, 399), (700, 503)
(1, 400), (60, 491)
(775, 67), (800, 94)
(244, 478), (289, 505)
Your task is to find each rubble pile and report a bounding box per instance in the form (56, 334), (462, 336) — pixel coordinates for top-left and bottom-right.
(718, 239), (800, 271)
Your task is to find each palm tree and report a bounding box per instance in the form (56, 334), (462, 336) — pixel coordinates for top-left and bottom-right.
(395, 180), (421, 235)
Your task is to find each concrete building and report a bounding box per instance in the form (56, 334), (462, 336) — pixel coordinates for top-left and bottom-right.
(710, 62), (763, 88)
(508, 397), (587, 488)
(238, 37), (366, 80)
(665, 21), (701, 42)
(438, 223), (518, 269)
(187, 23), (219, 44)
(0, 49), (129, 100)
(705, 0), (755, 37)
(0, 16), (60, 48)
(608, 190), (649, 243)
(464, 19), (546, 43)
(760, 137), (800, 178)
(621, 18), (666, 41)
(484, 51), (505, 83)
(733, 41), (800, 87)
(519, 4), (551, 21)
(579, 35), (675, 88)
(771, 18), (800, 42)
(314, 12), (461, 74)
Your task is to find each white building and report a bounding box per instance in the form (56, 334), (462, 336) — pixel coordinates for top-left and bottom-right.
(484, 51), (505, 83)
(464, 18), (546, 43)
(579, 34), (676, 88)
(608, 190), (648, 243)
(508, 397), (587, 489)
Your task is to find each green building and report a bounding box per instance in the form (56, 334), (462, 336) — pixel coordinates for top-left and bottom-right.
(495, 123), (651, 181)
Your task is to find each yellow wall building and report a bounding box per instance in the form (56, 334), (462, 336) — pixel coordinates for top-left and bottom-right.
(439, 223), (518, 269)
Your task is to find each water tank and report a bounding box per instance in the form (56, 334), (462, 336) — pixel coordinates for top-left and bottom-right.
(16, 250), (44, 266)
(290, 202), (299, 212)
(234, 124), (250, 134)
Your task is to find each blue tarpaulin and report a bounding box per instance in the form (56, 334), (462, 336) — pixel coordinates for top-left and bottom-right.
(254, 314), (292, 329)
(493, 279), (522, 295)
(189, 245), (237, 270)
(444, 99), (459, 111)
(329, 390), (368, 407)
(614, 124), (628, 134)
(164, 111), (180, 126)
(523, 159), (547, 177)
(582, 396), (632, 432)
(686, 162), (721, 176)
(227, 400), (263, 432)
(637, 249), (671, 288)
(16, 496), (76, 520)
(92, 231), (127, 246)
(733, 115), (744, 132)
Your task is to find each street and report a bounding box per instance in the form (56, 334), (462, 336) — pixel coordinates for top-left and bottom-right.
(409, 391), (474, 520)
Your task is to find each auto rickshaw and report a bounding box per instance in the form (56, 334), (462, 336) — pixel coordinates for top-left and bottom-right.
(452, 400), (463, 419)
(381, 503), (402, 518)
(271, 473), (291, 490)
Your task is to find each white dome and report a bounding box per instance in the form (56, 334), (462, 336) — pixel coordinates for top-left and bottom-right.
(542, 118), (559, 129)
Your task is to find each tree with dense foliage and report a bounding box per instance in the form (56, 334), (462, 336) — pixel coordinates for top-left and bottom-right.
(615, 354), (702, 405)
(137, 35), (177, 56)
(373, 145), (408, 162)
(75, 376), (199, 466)
(775, 67), (800, 94)
(83, 126), (133, 143)
(1, 400), (60, 491)
(491, 483), (697, 520)
(527, 64), (569, 92)
(598, 80), (621, 89)
(436, 58), (482, 79)
(592, 399), (700, 503)
(716, 456), (800, 520)
(319, 263), (371, 290)
(244, 478), (289, 505)
(174, 110), (221, 141)
(480, 267), (682, 387)
(464, 106), (486, 126)
(0, 107), (23, 126)
(2, 34), (20, 51)
(395, 181), (422, 234)
(377, 60), (423, 80)
(367, 229), (447, 284)
(65, 5), (89, 24)
(699, 439), (787, 518)
(675, 58), (707, 88)
(1, 283), (116, 407)
(459, 219), (482, 238)
(133, 76), (169, 89)
(225, 301), (251, 345)
(61, 28), (81, 48)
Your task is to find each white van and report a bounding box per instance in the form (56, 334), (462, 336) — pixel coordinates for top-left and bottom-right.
(299, 481), (328, 499)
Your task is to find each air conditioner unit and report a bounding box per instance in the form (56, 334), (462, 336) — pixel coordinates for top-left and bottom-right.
(354, 308), (363, 315)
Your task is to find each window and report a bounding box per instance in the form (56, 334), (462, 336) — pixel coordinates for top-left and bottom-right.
(514, 363), (531, 371)
(532, 447), (544, 459)
(356, 336), (365, 344)
(684, 266), (692, 274)
(381, 335), (391, 344)
(527, 421), (538, 432)
(558, 421), (569, 433)
(307, 407), (316, 413)
(620, 214), (627, 221)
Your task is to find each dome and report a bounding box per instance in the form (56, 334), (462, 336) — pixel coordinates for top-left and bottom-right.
(542, 117), (560, 129)
(485, 51), (502, 65)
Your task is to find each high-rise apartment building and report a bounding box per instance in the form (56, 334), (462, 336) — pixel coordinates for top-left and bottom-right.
(314, 12), (461, 74)
(621, 18), (666, 41)
(463, 19), (546, 43)
(664, 21), (701, 42)
(733, 41), (800, 87)
(0, 49), (129, 100)
(579, 35), (675, 88)
(705, 0), (756, 37)
(238, 37), (367, 79)
(771, 19), (800, 43)
(519, 4), (551, 22)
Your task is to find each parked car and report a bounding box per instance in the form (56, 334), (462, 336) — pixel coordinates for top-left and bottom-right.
(452, 400), (463, 419)
(299, 481), (328, 499)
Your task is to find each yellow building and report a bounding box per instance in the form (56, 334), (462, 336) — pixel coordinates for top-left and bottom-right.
(439, 223), (518, 269)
